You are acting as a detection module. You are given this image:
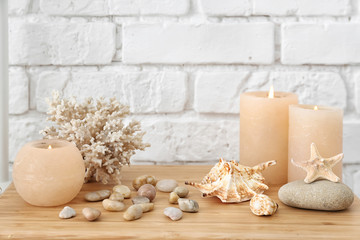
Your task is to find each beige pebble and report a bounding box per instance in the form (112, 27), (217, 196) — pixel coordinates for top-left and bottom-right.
(102, 199), (125, 212)
(113, 185), (131, 199)
(82, 207), (101, 221)
(59, 206), (76, 219)
(109, 192), (124, 201)
(174, 186), (189, 198)
(84, 190), (111, 202)
(156, 179), (178, 192)
(132, 196), (150, 205)
(169, 192), (180, 204)
(137, 184), (156, 201)
(123, 205), (143, 221)
(178, 198), (199, 213)
(138, 203), (154, 213)
(132, 175), (157, 190)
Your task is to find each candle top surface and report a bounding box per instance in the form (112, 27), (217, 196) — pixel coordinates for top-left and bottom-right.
(290, 104), (342, 112)
(242, 91), (298, 99)
(28, 139), (74, 150)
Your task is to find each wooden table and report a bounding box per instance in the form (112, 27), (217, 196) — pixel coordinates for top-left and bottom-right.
(0, 165), (359, 239)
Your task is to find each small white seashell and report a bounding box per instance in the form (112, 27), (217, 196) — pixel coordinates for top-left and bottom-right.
(59, 206), (76, 219)
(250, 194), (278, 216)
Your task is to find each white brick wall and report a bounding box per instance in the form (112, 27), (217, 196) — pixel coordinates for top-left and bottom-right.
(282, 23), (360, 64)
(40, 0), (190, 16)
(7, 0), (360, 196)
(9, 22), (116, 65)
(253, 0), (351, 16)
(123, 23), (274, 64)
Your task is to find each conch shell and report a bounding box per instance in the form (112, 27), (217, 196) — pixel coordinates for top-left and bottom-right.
(185, 158), (276, 203)
(250, 194), (278, 216)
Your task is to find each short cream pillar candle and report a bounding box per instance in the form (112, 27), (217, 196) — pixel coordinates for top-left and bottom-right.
(13, 139), (85, 207)
(240, 90), (298, 185)
(288, 104), (343, 182)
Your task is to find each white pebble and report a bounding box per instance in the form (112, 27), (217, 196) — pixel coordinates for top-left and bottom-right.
(59, 206), (76, 219)
(178, 198), (199, 213)
(156, 179), (178, 192)
(164, 207), (183, 221)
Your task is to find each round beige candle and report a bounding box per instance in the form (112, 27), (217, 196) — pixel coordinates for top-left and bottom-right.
(13, 139), (85, 207)
(240, 91), (298, 185)
(288, 104), (343, 182)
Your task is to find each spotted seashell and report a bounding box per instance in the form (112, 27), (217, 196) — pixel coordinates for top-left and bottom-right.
(185, 158), (276, 203)
(250, 194), (278, 216)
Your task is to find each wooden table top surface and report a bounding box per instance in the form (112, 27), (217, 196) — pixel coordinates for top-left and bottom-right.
(0, 165), (359, 240)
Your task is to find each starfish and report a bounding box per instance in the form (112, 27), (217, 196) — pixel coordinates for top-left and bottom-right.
(291, 143), (343, 184)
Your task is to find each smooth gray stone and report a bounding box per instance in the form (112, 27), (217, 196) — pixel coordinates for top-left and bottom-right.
(278, 180), (354, 211)
(178, 198), (199, 213)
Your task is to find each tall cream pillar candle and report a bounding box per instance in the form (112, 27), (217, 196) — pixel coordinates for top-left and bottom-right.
(0, 0), (9, 182)
(240, 90), (298, 185)
(288, 104), (343, 182)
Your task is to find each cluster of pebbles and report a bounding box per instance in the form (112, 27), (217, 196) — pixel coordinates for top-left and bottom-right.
(156, 179), (199, 221)
(58, 175), (199, 222)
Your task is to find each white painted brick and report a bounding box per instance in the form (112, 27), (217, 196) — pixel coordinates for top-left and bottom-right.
(109, 0), (190, 16)
(36, 71), (187, 113)
(40, 0), (109, 16)
(9, 22), (116, 65)
(344, 123), (360, 164)
(27, 66), (58, 110)
(132, 119), (239, 163)
(194, 72), (250, 113)
(123, 23), (275, 64)
(355, 74), (360, 114)
(342, 164), (360, 191)
(200, 0), (251, 16)
(9, 68), (29, 114)
(282, 23), (360, 65)
(8, 0), (31, 15)
(40, 0), (189, 16)
(253, 0), (351, 16)
(194, 71), (346, 113)
(123, 72), (187, 113)
(354, 170), (360, 197)
(36, 71), (70, 112)
(9, 113), (47, 163)
(270, 72), (347, 109)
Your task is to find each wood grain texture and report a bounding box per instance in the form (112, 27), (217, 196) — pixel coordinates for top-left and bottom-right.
(0, 165), (359, 239)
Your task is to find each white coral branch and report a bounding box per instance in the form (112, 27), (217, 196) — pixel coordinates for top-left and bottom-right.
(41, 91), (150, 184)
